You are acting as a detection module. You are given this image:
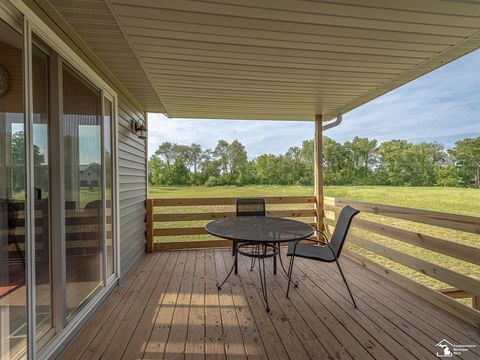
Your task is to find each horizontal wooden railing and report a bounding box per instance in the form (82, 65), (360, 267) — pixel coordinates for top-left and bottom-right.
(146, 195), (480, 327)
(324, 196), (480, 327)
(146, 196), (316, 252)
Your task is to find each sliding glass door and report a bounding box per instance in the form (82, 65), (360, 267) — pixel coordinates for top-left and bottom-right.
(0, 17), (27, 360)
(63, 65), (104, 318)
(103, 98), (114, 278)
(32, 35), (53, 346)
(0, 5), (118, 357)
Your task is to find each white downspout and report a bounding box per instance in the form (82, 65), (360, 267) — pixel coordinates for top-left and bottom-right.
(322, 114), (342, 131)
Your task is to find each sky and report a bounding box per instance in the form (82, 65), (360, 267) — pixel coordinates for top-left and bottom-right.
(147, 49), (480, 159)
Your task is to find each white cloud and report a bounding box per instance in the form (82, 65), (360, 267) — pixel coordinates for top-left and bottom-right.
(147, 115), (314, 158)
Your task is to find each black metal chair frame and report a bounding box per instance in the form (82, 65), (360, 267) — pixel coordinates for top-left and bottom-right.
(286, 206), (359, 308)
(215, 217), (305, 312)
(233, 198), (277, 276)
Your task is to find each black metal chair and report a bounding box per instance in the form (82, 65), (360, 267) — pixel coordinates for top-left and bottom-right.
(286, 205), (360, 307)
(234, 198), (277, 274)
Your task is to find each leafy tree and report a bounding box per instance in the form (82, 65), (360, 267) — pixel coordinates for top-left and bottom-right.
(11, 131), (46, 193)
(148, 155), (163, 185)
(213, 140), (229, 175)
(254, 154), (284, 185)
(154, 142), (175, 169)
(189, 143), (202, 174)
(147, 135), (479, 188)
(436, 166), (462, 187)
(11, 131), (45, 165)
(344, 137), (377, 184)
(376, 140), (411, 185)
(164, 160), (189, 185)
(403, 142), (445, 186)
(227, 140), (248, 176)
(323, 136), (349, 185)
(450, 137), (480, 187)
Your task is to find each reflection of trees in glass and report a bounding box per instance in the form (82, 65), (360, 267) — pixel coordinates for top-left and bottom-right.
(11, 130), (46, 165)
(10, 131), (48, 194)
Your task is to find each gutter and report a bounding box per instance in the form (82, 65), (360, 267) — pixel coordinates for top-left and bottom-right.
(322, 114), (342, 131)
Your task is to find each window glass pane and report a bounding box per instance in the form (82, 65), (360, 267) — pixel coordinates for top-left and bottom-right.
(104, 98), (113, 277)
(32, 35), (53, 347)
(63, 65), (103, 318)
(0, 18), (26, 359)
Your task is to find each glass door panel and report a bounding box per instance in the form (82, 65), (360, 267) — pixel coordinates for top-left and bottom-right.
(32, 35), (53, 346)
(62, 65), (103, 318)
(0, 18), (26, 359)
(104, 98), (113, 277)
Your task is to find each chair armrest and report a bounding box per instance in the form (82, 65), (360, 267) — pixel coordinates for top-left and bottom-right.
(290, 232), (337, 259)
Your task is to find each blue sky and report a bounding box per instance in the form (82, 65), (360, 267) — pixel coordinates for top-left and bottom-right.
(148, 49), (480, 159)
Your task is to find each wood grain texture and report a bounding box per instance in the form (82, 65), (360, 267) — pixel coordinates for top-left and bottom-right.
(63, 249), (480, 360)
(347, 233), (480, 298)
(314, 115), (324, 233)
(344, 249), (480, 329)
(352, 217), (480, 265)
(153, 196), (315, 207)
(334, 198), (480, 235)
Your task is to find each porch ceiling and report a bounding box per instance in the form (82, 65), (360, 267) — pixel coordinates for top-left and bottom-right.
(49, 0), (480, 121)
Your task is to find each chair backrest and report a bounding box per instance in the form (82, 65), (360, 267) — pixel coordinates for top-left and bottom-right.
(236, 198), (265, 217)
(330, 205), (359, 257)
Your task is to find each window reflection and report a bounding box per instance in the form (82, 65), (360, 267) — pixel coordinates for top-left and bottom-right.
(63, 66), (103, 318)
(104, 98), (114, 277)
(0, 18), (27, 359)
(32, 36), (53, 346)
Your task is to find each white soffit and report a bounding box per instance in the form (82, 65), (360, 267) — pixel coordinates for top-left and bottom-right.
(55, 0), (480, 120)
(47, 0), (166, 112)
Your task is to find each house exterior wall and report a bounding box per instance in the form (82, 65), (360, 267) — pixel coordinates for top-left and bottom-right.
(117, 97), (147, 276)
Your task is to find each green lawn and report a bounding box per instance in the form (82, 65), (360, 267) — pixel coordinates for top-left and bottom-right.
(149, 185), (480, 216)
(149, 185), (314, 199)
(149, 185), (480, 306)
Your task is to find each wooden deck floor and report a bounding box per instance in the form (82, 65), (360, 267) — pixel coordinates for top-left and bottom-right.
(62, 249), (480, 360)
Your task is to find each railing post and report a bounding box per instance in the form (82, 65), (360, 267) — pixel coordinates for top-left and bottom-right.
(473, 295), (480, 310)
(146, 199), (154, 253)
(314, 114), (324, 234)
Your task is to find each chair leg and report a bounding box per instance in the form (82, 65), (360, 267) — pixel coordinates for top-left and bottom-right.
(273, 251), (277, 275)
(286, 255), (295, 298)
(335, 259), (357, 308)
(250, 244), (257, 271)
(232, 240), (237, 256)
(234, 249), (238, 275)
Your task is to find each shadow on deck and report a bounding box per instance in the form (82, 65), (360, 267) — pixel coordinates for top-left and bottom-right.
(62, 249), (480, 360)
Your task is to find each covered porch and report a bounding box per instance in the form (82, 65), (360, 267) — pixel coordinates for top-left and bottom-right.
(50, 1), (480, 357)
(4, 0), (479, 358)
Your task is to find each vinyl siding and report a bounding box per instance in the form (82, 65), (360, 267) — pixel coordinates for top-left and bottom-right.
(117, 96), (147, 277)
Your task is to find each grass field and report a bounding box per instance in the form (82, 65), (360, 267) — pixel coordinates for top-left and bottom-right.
(149, 185), (480, 305)
(149, 185), (480, 216)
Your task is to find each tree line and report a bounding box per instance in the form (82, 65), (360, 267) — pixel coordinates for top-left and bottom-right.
(148, 136), (480, 188)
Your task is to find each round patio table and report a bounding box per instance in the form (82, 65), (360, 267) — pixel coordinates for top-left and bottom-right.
(205, 216), (314, 312)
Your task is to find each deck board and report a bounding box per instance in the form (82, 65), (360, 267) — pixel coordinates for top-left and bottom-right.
(63, 249), (480, 360)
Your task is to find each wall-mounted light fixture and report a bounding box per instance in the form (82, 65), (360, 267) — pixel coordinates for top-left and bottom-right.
(131, 120), (147, 140)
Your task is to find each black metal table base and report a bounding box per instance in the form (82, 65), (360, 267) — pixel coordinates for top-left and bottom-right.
(216, 244), (299, 312)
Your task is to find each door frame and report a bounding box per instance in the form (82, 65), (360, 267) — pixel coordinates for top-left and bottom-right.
(0, 1), (121, 358)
